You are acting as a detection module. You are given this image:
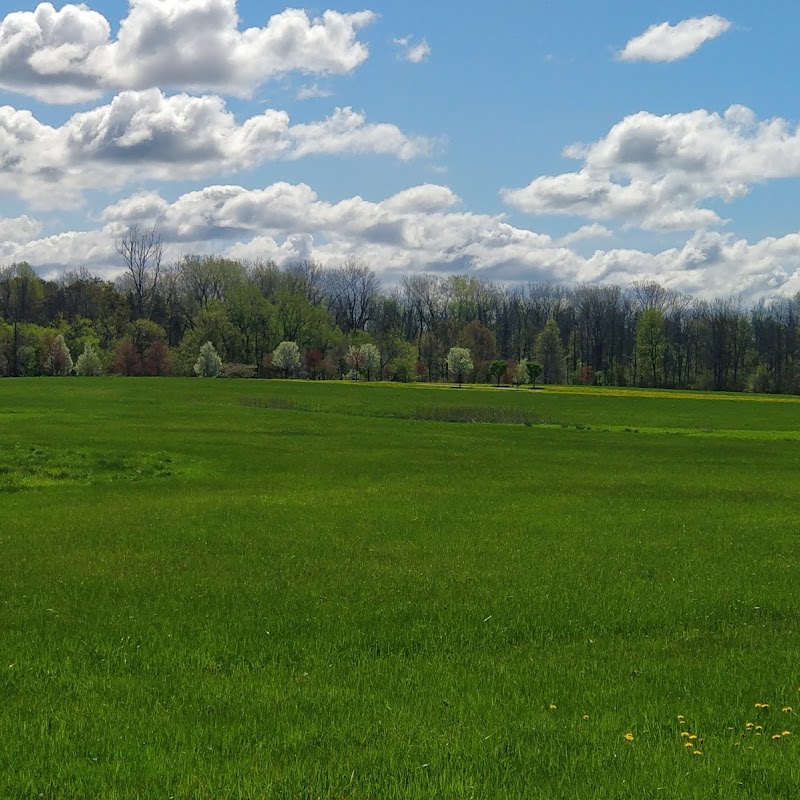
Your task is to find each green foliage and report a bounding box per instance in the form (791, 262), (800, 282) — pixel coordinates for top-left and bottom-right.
(488, 359), (508, 387)
(75, 342), (103, 376)
(526, 361), (543, 387)
(535, 320), (565, 384)
(194, 341), (222, 378)
(636, 309), (666, 387)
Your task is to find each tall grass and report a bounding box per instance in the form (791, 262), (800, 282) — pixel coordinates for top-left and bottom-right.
(1, 378), (798, 798)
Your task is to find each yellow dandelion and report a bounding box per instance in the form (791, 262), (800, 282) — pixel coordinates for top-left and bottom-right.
(745, 722), (754, 730)
(549, 704), (557, 710)
(755, 725), (763, 731)
(782, 730), (791, 736)
(754, 703), (769, 710)
(684, 741), (694, 748)
(582, 714), (590, 720)
(689, 734), (698, 741)
(677, 714), (685, 721)
(681, 732), (691, 738)
(782, 707), (793, 713)
(756, 732), (763, 736)
(772, 734), (782, 740)
(693, 750), (703, 756)
(624, 732), (634, 742)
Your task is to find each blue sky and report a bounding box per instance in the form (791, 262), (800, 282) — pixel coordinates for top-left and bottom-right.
(2, 0), (800, 297)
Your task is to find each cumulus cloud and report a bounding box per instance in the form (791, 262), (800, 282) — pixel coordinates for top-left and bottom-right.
(0, 214), (42, 244)
(618, 15), (731, 63)
(393, 35), (431, 63)
(503, 105), (800, 231)
(7, 181), (800, 299)
(0, 1), (376, 103)
(0, 91), (432, 207)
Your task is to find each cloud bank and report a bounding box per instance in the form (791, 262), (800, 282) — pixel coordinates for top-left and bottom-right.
(0, 91), (432, 207)
(0, 1), (376, 103)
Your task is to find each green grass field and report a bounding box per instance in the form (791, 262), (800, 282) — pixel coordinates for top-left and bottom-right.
(2, 378), (799, 799)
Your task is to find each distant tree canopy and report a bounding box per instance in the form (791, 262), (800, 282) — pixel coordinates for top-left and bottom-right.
(2, 258), (800, 394)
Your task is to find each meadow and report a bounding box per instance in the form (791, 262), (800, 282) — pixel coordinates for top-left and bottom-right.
(1, 378), (799, 799)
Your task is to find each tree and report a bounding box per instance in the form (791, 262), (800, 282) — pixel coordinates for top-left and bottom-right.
(45, 334), (73, 375)
(0, 263), (44, 376)
(115, 225), (163, 319)
(112, 340), (142, 376)
(447, 347), (473, 388)
(346, 345), (366, 379)
(526, 361), (543, 388)
(535, 320), (565, 384)
(272, 341), (301, 378)
(635, 308), (666, 387)
(143, 340), (171, 376)
(75, 342), (103, 376)
(361, 343), (381, 381)
(194, 341), (222, 377)
(514, 360), (528, 388)
(488, 359), (508, 387)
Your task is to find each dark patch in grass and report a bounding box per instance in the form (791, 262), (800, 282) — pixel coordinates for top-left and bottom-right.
(0, 444), (179, 491)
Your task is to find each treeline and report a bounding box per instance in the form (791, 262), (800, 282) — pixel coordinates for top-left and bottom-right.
(2, 247), (800, 393)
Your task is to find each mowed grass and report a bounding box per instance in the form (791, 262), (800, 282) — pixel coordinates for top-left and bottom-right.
(1, 379), (799, 799)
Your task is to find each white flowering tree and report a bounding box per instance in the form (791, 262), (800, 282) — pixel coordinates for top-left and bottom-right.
(361, 343), (381, 381)
(513, 360), (528, 389)
(75, 343), (103, 376)
(46, 334), (73, 376)
(447, 347), (473, 388)
(346, 345), (365, 380)
(194, 341), (222, 377)
(272, 341), (301, 378)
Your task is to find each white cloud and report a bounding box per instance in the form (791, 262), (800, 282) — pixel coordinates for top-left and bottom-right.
(0, 91), (432, 207)
(559, 224), (613, 246)
(0, 2), (376, 103)
(296, 83), (333, 101)
(393, 34), (431, 63)
(8, 182), (800, 299)
(503, 105), (800, 231)
(0, 214), (42, 245)
(618, 15), (731, 63)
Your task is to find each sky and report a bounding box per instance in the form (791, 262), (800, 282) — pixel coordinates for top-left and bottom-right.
(2, 0), (800, 298)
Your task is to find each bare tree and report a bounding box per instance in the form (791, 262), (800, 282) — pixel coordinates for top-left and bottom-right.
(115, 225), (163, 319)
(325, 259), (378, 333)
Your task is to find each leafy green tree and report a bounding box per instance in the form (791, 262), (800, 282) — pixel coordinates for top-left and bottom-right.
(194, 342), (222, 377)
(75, 343), (103, 376)
(447, 347), (473, 388)
(488, 359), (508, 387)
(388, 340), (417, 382)
(272, 341), (301, 378)
(635, 309), (666, 387)
(535, 320), (565, 385)
(526, 361), (543, 388)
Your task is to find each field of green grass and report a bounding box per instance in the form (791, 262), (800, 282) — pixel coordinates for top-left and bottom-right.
(1, 378), (799, 799)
